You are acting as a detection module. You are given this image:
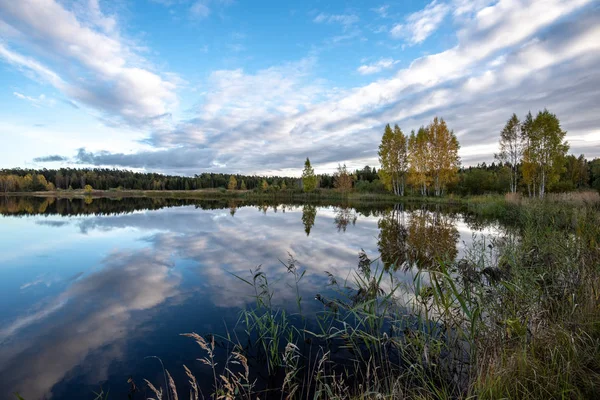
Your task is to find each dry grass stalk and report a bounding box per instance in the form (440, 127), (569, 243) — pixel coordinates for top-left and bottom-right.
(504, 192), (522, 205)
(144, 379), (163, 400)
(166, 370), (179, 400)
(183, 365), (199, 400)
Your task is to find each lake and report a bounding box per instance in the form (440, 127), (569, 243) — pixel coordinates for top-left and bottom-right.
(0, 197), (501, 399)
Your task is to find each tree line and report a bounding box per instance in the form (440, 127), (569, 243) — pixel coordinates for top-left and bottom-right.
(0, 168), (308, 193)
(372, 111), (599, 197)
(1, 110), (598, 196)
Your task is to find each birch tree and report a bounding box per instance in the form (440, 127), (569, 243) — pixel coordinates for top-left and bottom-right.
(495, 113), (523, 193)
(408, 127), (430, 196)
(427, 117), (460, 196)
(379, 124), (408, 195)
(522, 110), (569, 197)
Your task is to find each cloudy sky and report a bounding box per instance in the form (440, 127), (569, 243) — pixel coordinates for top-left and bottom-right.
(0, 0), (599, 176)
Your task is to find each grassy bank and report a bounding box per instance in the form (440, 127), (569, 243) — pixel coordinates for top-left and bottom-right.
(3, 187), (489, 205)
(137, 196), (600, 399)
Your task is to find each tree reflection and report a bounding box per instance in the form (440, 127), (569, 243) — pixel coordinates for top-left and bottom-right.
(407, 208), (459, 269)
(377, 204), (409, 269)
(0, 196), (256, 216)
(378, 205), (459, 270)
(334, 206), (357, 232)
(301, 204), (317, 236)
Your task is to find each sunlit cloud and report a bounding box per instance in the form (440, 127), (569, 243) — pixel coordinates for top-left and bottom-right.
(2, 0), (598, 175)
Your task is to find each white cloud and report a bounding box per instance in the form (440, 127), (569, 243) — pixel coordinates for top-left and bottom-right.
(190, 1), (210, 18)
(0, 0), (178, 127)
(390, 0), (451, 44)
(357, 58), (400, 75)
(6, 0), (599, 174)
(71, 0), (600, 174)
(371, 5), (390, 18)
(452, 0), (496, 17)
(12, 92), (54, 107)
(313, 13), (359, 26)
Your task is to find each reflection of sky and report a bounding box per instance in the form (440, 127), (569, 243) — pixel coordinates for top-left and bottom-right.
(0, 203), (498, 399)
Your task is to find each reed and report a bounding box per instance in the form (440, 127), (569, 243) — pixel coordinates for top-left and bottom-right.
(139, 200), (600, 399)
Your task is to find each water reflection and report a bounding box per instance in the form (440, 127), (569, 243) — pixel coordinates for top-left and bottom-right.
(302, 204), (316, 235)
(378, 205), (460, 270)
(0, 249), (180, 399)
(0, 197), (499, 399)
(378, 204), (410, 269)
(334, 206), (358, 232)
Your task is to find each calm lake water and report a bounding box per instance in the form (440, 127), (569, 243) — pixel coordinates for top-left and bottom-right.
(0, 197), (501, 399)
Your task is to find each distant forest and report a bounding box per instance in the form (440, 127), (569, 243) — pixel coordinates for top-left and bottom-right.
(1, 111), (599, 196)
(0, 156), (598, 196)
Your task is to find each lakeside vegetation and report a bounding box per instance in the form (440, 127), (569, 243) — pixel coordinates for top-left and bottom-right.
(6, 111), (600, 399)
(6, 192), (600, 399)
(130, 195), (599, 400)
(2, 111), (599, 200)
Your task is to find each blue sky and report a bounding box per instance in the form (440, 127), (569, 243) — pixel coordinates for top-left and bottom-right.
(0, 0), (599, 175)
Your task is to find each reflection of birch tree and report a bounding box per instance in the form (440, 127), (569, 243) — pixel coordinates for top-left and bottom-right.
(407, 208), (459, 269)
(377, 204), (409, 270)
(377, 206), (459, 271)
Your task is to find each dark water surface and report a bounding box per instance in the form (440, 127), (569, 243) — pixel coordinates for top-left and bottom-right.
(0, 197), (501, 399)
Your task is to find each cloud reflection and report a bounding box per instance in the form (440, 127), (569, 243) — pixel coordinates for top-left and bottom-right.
(0, 202), (500, 398)
(0, 249), (180, 399)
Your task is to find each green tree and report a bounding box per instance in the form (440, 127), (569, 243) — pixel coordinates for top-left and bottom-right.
(591, 159), (600, 192)
(84, 184), (93, 194)
(302, 204), (317, 236)
(302, 158), (317, 192)
(261, 179), (269, 191)
(521, 111), (538, 197)
(522, 109), (569, 198)
(240, 180), (247, 190)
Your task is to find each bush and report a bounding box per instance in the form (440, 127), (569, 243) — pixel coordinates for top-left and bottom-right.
(354, 179), (386, 193)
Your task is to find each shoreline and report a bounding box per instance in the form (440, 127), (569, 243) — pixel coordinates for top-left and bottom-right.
(0, 189), (476, 205)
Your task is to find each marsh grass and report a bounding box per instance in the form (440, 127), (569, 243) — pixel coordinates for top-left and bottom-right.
(139, 199), (599, 399)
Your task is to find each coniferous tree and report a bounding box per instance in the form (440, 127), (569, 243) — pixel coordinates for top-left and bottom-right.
(301, 204), (317, 236)
(302, 158), (317, 192)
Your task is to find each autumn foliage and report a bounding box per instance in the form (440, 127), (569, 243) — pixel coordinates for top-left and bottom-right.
(380, 117), (460, 197)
